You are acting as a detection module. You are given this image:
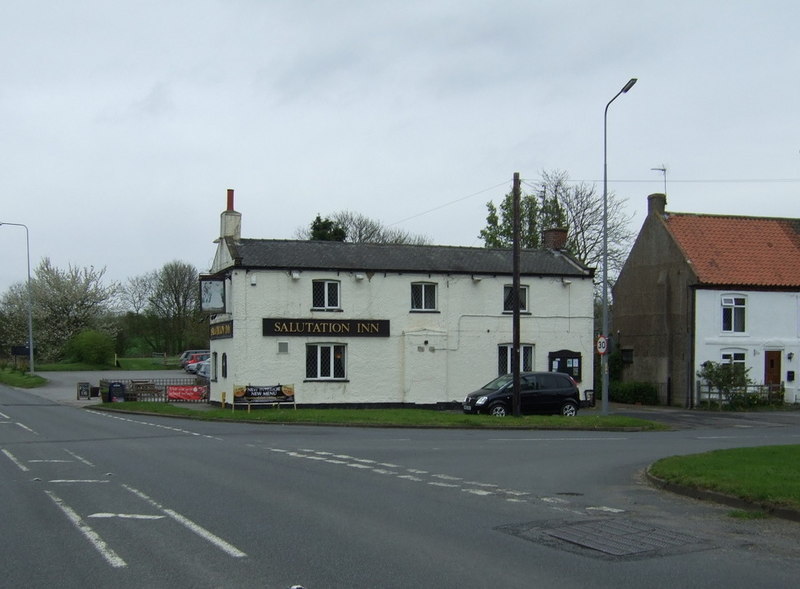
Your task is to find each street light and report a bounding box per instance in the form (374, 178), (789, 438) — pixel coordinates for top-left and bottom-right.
(601, 78), (636, 416)
(0, 222), (35, 374)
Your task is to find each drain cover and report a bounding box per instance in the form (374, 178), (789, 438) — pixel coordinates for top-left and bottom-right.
(546, 519), (700, 556)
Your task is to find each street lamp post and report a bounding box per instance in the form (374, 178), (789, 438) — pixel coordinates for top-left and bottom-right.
(0, 222), (35, 374)
(601, 78), (636, 416)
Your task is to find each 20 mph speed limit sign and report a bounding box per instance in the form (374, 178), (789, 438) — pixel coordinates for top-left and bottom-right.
(596, 335), (608, 355)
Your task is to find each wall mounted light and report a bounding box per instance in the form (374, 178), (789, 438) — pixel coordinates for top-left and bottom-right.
(290, 270), (301, 280)
(250, 274), (257, 286)
(354, 272), (365, 281)
(789, 352), (794, 361)
(561, 278), (573, 286)
(472, 275), (483, 282)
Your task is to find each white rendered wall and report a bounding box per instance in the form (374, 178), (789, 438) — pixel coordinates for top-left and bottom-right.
(209, 269), (595, 405)
(694, 289), (800, 403)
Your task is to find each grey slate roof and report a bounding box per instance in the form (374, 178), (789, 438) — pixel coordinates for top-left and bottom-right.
(223, 238), (593, 278)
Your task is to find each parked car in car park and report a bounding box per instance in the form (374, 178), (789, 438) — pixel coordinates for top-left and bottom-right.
(179, 349), (209, 369)
(462, 371), (586, 417)
(184, 353), (210, 373)
(195, 359), (211, 384)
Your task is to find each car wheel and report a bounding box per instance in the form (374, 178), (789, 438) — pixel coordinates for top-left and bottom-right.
(560, 401), (578, 417)
(489, 403), (508, 417)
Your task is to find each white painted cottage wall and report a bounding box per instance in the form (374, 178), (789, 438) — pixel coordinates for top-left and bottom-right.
(695, 289), (800, 402)
(209, 268), (594, 405)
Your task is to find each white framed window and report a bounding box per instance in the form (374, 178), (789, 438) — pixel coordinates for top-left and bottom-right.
(306, 343), (346, 379)
(411, 282), (437, 311)
(721, 295), (746, 333)
(721, 349), (746, 370)
(312, 280), (340, 310)
(503, 284), (529, 312)
(498, 344), (533, 375)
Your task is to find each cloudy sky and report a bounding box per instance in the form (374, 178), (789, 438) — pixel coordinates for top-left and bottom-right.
(1, 1), (798, 294)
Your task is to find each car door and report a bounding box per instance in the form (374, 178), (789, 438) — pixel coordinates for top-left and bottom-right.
(519, 375), (541, 414)
(535, 373), (562, 412)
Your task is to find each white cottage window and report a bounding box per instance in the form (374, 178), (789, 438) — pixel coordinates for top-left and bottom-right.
(312, 280), (340, 310)
(411, 282), (437, 311)
(721, 296), (746, 333)
(306, 343), (346, 379)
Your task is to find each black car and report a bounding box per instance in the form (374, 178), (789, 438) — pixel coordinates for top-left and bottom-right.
(463, 372), (582, 417)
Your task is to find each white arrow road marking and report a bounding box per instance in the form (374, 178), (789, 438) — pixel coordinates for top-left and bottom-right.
(45, 490), (127, 568)
(122, 484), (246, 558)
(88, 513), (166, 520)
(1, 449), (29, 471)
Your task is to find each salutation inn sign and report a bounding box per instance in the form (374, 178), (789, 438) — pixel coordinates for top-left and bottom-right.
(263, 318), (390, 337)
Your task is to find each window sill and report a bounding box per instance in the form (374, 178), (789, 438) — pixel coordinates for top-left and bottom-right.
(410, 309), (440, 313)
(303, 379), (350, 383)
(310, 308), (343, 313)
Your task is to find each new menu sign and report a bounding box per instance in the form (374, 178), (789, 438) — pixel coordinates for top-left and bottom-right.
(262, 318), (390, 337)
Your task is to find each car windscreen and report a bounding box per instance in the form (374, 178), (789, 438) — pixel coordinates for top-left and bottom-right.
(481, 374), (514, 391)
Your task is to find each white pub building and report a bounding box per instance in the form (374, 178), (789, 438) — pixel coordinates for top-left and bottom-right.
(202, 191), (595, 408)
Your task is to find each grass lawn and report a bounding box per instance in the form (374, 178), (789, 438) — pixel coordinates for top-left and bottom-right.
(94, 402), (667, 431)
(650, 445), (800, 512)
(33, 357), (181, 371)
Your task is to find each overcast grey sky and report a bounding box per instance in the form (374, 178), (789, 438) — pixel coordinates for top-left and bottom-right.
(1, 1), (798, 294)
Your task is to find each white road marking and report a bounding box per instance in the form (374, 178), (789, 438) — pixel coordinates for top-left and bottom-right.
(45, 490), (127, 568)
(29, 459), (72, 463)
(64, 449), (95, 467)
(489, 437), (629, 442)
(88, 513), (165, 520)
(2, 448), (29, 471)
(587, 506), (626, 513)
(15, 422), (37, 434)
(49, 479), (110, 484)
(269, 447), (626, 516)
(122, 484), (246, 558)
(0, 411), (10, 419)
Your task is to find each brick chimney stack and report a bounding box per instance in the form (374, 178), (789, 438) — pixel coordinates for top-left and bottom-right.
(542, 227), (568, 250)
(220, 188), (242, 240)
(648, 193), (667, 217)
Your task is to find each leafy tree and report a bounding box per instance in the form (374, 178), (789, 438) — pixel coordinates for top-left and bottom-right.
(479, 169), (634, 284)
(309, 215), (347, 241)
(66, 329), (115, 365)
(297, 211), (431, 245)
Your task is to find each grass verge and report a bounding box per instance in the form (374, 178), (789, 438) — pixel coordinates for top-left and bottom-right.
(650, 445), (800, 512)
(94, 402), (667, 430)
(0, 367), (47, 388)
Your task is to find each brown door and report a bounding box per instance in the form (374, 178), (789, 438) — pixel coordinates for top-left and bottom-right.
(764, 351), (782, 387)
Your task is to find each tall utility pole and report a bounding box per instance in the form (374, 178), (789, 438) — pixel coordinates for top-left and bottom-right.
(512, 172), (521, 417)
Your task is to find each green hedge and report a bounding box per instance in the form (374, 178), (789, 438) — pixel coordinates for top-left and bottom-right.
(609, 381), (659, 405)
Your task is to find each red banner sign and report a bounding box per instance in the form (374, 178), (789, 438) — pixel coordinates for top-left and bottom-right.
(167, 385), (207, 400)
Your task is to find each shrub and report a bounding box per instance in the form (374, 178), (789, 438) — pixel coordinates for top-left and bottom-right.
(66, 330), (115, 365)
(609, 381), (659, 405)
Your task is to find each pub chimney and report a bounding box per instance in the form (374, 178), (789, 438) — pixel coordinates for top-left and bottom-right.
(220, 188), (242, 240)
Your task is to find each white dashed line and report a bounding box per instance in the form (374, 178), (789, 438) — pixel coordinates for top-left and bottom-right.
(2, 448), (29, 471)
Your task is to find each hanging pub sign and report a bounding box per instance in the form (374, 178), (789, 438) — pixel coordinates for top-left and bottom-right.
(199, 277), (226, 313)
(263, 318), (390, 337)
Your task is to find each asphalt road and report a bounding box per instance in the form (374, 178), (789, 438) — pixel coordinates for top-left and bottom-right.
(2, 372), (800, 588)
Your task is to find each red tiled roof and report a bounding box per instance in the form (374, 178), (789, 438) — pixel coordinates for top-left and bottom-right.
(664, 213), (800, 287)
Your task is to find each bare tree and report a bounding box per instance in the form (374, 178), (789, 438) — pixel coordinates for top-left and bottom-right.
(147, 261), (204, 353)
(480, 169), (635, 286)
(296, 210), (431, 245)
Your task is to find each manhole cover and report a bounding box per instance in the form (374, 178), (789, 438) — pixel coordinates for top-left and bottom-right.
(546, 519), (700, 556)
